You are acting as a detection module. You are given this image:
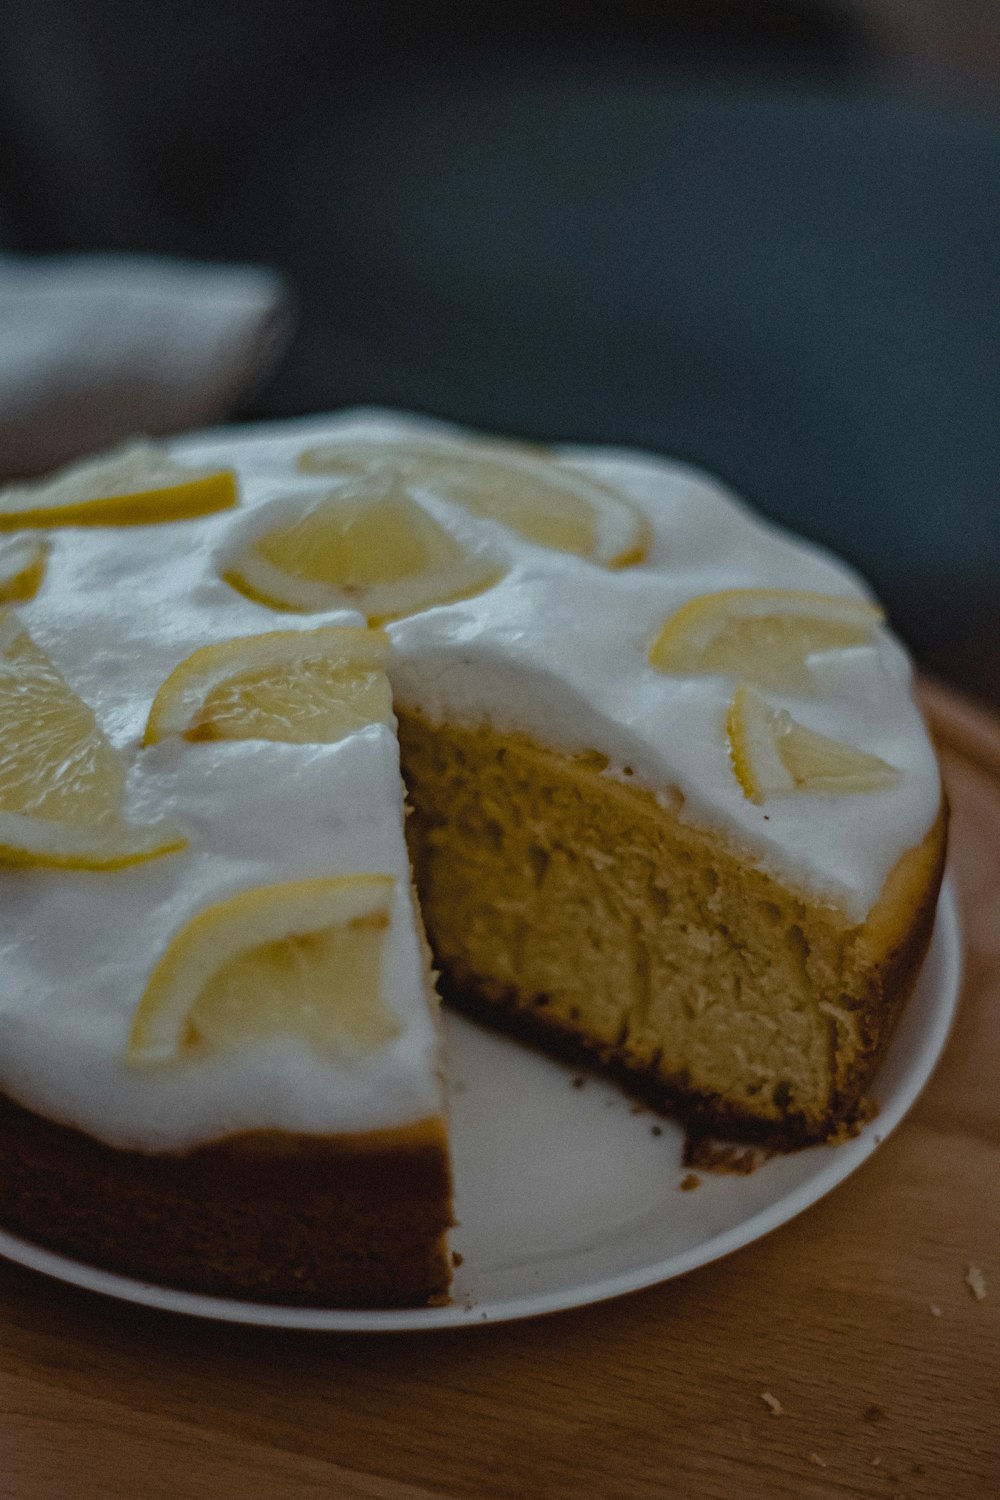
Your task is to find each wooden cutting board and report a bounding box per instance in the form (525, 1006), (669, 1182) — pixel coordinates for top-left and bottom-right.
(0, 680), (997, 1500)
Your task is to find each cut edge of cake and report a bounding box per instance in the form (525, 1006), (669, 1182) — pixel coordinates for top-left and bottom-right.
(397, 710), (947, 1147)
(0, 1094), (453, 1307)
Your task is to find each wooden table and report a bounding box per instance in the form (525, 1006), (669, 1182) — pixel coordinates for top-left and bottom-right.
(1, 683), (997, 1500)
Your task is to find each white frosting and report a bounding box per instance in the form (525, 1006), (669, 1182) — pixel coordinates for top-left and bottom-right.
(0, 409), (941, 1152)
(0, 732), (441, 1150)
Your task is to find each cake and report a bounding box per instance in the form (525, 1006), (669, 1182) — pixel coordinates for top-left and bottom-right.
(0, 411), (946, 1306)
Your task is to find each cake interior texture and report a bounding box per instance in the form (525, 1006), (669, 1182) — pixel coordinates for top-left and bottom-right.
(398, 711), (946, 1144)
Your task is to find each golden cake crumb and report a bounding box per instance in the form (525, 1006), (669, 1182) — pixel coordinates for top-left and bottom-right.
(760, 1391), (784, 1416)
(683, 1135), (770, 1175)
(964, 1264), (987, 1301)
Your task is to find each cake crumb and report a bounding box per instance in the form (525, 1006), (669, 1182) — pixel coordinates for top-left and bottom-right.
(760, 1391), (784, 1417)
(965, 1264), (987, 1301)
(863, 1404), (886, 1423)
(451, 1251), (464, 1268)
(826, 1096), (879, 1143)
(684, 1133), (770, 1175)
(871, 1457), (882, 1467)
(679, 1173), (701, 1192)
(929, 1304), (942, 1317)
(571, 1076), (586, 1089)
(808, 1453), (828, 1468)
(650, 1124), (663, 1137)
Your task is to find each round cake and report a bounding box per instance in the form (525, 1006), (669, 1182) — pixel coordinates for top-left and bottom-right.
(0, 410), (946, 1306)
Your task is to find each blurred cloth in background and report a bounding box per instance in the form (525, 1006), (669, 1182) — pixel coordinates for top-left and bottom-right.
(0, 1), (997, 697)
(0, 254), (291, 476)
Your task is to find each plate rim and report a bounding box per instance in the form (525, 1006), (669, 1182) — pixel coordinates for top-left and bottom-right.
(0, 876), (962, 1332)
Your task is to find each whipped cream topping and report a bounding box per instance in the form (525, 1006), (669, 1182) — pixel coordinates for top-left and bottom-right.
(0, 409), (941, 1151)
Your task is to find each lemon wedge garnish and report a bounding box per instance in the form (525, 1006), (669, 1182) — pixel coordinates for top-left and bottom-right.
(297, 435), (649, 567)
(727, 682), (901, 805)
(0, 609), (184, 868)
(127, 875), (400, 1064)
(0, 536), (49, 602)
(0, 441), (237, 529)
(144, 627), (394, 745)
(649, 589), (883, 692)
(222, 475), (505, 621)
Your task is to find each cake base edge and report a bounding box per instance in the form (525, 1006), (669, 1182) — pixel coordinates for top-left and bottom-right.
(0, 1095), (454, 1308)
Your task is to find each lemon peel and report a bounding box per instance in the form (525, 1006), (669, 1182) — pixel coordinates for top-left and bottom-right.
(0, 441), (237, 529)
(127, 875), (400, 1064)
(650, 588), (883, 692)
(0, 818), (187, 870)
(297, 434), (649, 567)
(0, 608), (184, 868)
(222, 476), (505, 621)
(0, 536), (49, 602)
(727, 682), (901, 805)
(144, 627), (393, 746)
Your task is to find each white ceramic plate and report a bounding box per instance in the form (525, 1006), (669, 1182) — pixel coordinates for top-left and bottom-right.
(0, 879), (961, 1331)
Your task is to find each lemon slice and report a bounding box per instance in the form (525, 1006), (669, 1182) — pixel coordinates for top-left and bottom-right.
(0, 609), (184, 868)
(727, 682), (901, 805)
(297, 435), (649, 567)
(222, 475), (505, 621)
(0, 536), (49, 602)
(127, 875), (400, 1064)
(0, 441), (237, 529)
(649, 589), (883, 692)
(144, 627), (393, 745)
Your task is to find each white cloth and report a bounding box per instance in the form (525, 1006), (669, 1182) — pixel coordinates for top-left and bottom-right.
(0, 254), (293, 479)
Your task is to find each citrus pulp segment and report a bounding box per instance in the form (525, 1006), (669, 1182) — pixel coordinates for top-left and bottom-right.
(143, 627), (393, 746)
(649, 588), (883, 692)
(127, 875), (401, 1064)
(0, 536), (49, 602)
(727, 682), (901, 805)
(0, 441), (237, 529)
(221, 476), (505, 621)
(296, 434), (650, 567)
(0, 609), (185, 868)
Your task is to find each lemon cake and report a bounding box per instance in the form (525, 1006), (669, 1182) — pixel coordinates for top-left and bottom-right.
(0, 412), (945, 1305)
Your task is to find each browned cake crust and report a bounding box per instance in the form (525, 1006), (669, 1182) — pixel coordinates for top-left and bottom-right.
(0, 1095), (453, 1307)
(399, 711), (947, 1146)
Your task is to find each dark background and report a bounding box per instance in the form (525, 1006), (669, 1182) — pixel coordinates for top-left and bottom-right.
(1, 1), (998, 700)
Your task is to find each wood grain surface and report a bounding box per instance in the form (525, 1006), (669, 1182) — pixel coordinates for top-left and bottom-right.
(0, 681), (997, 1500)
